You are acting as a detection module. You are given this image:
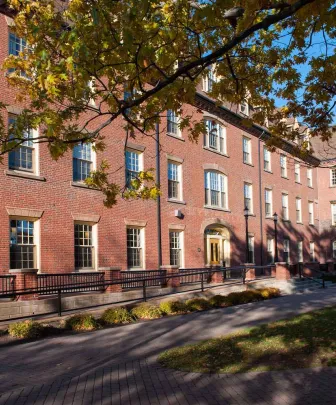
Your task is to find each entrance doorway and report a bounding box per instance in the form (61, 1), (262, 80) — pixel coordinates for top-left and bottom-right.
(204, 225), (230, 267)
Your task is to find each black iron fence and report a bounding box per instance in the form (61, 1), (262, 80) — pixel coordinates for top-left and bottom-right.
(179, 268), (211, 284)
(0, 275), (16, 295)
(120, 270), (166, 289)
(37, 272), (105, 295)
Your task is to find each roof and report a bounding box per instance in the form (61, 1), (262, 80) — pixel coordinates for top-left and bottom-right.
(310, 129), (336, 162)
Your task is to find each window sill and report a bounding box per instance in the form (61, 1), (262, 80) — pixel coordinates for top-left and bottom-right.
(167, 198), (186, 205)
(308, 186), (314, 189)
(127, 268), (144, 271)
(281, 176), (289, 180)
(5, 170), (46, 182)
(309, 223), (315, 227)
(295, 181), (302, 185)
(203, 147), (229, 158)
(243, 161), (254, 167)
(282, 219), (291, 223)
(77, 269), (97, 273)
(330, 185), (336, 188)
(296, 222), (304, 225)
(204, 205), (231, 213)
(167, 133), (185, 142)
(264, 170), (273, 174)
(71, 181), (100, 191)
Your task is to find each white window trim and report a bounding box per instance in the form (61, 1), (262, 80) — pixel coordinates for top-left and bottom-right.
(298, 240), (303, 263)
(332, 203), (336, 226)
(244, 183), (253, 214)
(282, 193), (289, 220)
(126, 226), (146, 270)
(330, 168), (336, 187)
(167, 110), (181, 137)
(296, 198), (302, 223)
(280, 154), (288, 178)
(239, 101), (249, 116)
(307, 168), (313, 187)
(294, 162), (301, 183)
(168, 160), (183, 202)
(204, 171), (229, 210)
(283, 239), (290, 263)
(308, 201), (314, 225)
(169, 229), (185, 268)
(248, 235), (255, 263)
(204, 119), (227, 155)
(243, 136), (252, 164)
(267, 238), (274, 263)
(74, 221), (98, 271)
(265, 188), (273, 218)
(263, 146), (271, 172)
(309, 241), (315, 262)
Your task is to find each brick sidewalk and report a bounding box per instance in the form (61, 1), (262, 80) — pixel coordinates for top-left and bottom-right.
(1, 289), (336, 404)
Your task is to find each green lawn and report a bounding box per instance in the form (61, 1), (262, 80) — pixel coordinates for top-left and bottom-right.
(158, 306), (336, 374)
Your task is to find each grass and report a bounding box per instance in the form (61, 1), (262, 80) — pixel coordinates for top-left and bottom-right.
(158, 306), (336, 374)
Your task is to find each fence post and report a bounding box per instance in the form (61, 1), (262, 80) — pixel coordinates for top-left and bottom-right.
(142, 279), (147, 302)
(244, 264), (255, 282)
(57, 289), (62, 316)
(99, 267), (122, 293)
(201, 272), (204, 292)
(275, 262), (291, 280)
(160, 265), (180, 288)
(9, 269), (38, 300)
(211, 266), (223, 284)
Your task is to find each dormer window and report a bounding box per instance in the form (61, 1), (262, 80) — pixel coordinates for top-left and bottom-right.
(239, 101), (249, 116)
(203, 68), (216, 93)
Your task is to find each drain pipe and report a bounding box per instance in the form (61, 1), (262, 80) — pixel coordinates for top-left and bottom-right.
(258, 131), (265, 265)
(156, 121), (163, 267)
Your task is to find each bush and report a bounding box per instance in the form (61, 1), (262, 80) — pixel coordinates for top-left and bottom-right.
(185, 298), (212, 311)
(257, 287), (281, 299)
(64, 314), (98, 331)
(100, 307), (134, 325)
(209, 295), (230, 308)
(131, 303), (162, 320)
(159, 300), (188, 315)
(8, 320), (44, 339)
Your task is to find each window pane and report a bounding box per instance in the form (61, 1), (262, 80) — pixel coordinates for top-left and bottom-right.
(167, 110), (179, 135)
(74, 224), (93, 268)
(170, 231), (181, 267)
(127, 228), (142, 268)
(9, 220), (35, 269)
(73, 144), (93, 181)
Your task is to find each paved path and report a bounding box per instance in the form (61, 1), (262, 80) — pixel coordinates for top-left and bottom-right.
(1, 288), (336, 404)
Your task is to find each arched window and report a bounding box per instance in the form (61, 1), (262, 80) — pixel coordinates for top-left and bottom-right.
(204, 171), (228, 209)
(204, 119), (226, 154)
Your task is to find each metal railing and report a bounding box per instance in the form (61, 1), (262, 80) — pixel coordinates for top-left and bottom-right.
(179, 268), (211, 284)
(0, 275), (16, 295)
(37, 272), (105, 295)
(120, 270), (166, 289)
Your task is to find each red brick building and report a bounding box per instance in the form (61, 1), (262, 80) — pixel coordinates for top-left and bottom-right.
(0, 11), (334, 278)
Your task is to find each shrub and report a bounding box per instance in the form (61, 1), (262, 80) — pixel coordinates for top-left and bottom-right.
(8, 320), (44, 339)
(131, 303), (162, 320)
(185, 298), (212, 311)
(100, 307), (134, 325)
(159, 300), (188, 315)
(257, 287), (281, 299)
(209, 295), (229, 308)
(64, 314), (98, 331)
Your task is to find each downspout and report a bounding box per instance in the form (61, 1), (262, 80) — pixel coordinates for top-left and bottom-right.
(156, 121), (163, 267)
(258, 131), (265, 265)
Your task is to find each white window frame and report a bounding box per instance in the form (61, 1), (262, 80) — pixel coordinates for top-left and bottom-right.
(244, 183), (253, 214)
(280, 154), (287, 178)
(74, 222), (98, 271)
(332, 203), (336, 226)
(296, 198), (302, 223)
(282, 193), (289, 220)
(309, 241), (315, 262)
(307, 168), (313, 188)
(308, 201), (314, 225)
(204, 119), (227, 154)
(330, 168), (336, 187)
(263, 146), (271, 172)
(294, 162), (301, 183)
(239, 100), (249, 116)
(203, 68), (217, 92)
(297, 240), (303, 263)
(125, 148), (143, 187)
(126, 227), (145, 269)
(243, 136), (252, 164)
(204, 171), (228, 210)
(8, 32), (28, 77)
(167, 110), (181, 137)
(169, 230), (184, 268)
(73, 143), (96, 182)
(333, 240), (336, 259)
(168, 161), (183, 201)
(267, 238), (274, 264)
(265, 189), (273, 218)
(248, 235), (255, 263)
(283, 239), (290, 264)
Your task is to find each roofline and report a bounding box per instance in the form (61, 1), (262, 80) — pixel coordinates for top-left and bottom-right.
(195, 92), (321, 167)
(0, 0), (15, 17)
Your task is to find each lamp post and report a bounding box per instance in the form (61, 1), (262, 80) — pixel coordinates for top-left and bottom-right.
(244, 206), (249, 263)
(273, 212), (279, 262)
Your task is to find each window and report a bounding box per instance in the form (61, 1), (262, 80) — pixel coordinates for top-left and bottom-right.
(167, 110), (180, 136)
(10, 219), (35, 269)
(280, 154), (287, 178)
(239, 101), (249, 116)
(282, 194), (289, 220)
(263, 147), (271, 171)
(125, 149), (141, 187)
(265, 189), (273, 217)
(332, 203), (336, 226)
(243, 137), (252, 164)
(333, 241), (336, 259)
(168, 161), (182, 200)
(8, 32), (27, 76)
(296, 198), (302, 223)
(267, 238), (274, 264)
(73, 143), (93, 182)
(169, 231), (183, 267)
(308, 201), (314, 225)
(203, 68), (216, 92)
(307, 168), (313, 187)
(244, 183), (253, 214)
(204, 120), (227, 154)
(127, 227), (143, 268)
(204, 171), (228, 209)
(8, 117), (36, 172)
(331, 168), (336, 187)
(74, 223), (94, 269)
(283, 239), (290, 264)
(297, 241), (303, 262)
(295, 162), (301, 183)
(248, 235), (254, 263)
(309, 242), (315, 262)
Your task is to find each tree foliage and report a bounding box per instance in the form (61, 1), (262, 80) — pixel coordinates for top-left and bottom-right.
(1, 0), (335, 206)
